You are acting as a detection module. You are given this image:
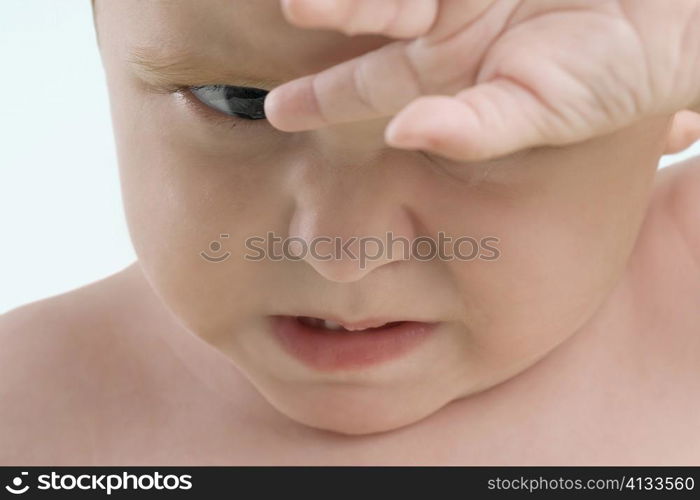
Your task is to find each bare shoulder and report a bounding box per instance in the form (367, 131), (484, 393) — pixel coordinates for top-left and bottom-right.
(0, 263), (154, 465)
(0, 264), (261, 465)
(634, 156), (700, 352)
(653, 154), (700, 268)
(624, 156), (700, 462)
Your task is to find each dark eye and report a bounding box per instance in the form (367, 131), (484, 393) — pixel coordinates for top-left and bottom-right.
(190, 85), (268, 120)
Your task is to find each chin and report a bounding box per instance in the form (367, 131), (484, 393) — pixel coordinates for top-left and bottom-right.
(280, 406), (434, 436)
(257, 382), (456, 436)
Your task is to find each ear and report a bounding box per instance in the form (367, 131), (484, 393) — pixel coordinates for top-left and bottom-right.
(664, 110), (700, 156)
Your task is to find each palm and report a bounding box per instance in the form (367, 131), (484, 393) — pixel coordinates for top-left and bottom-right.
(266, 0), (699, 161)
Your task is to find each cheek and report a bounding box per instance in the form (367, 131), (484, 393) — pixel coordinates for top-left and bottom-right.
(421, 133), (660, 364)
(111, 86), (291, 335)
(119, 152), (262, 334)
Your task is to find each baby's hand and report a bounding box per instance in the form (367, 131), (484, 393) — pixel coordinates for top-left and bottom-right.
(266, 0), (700, 161)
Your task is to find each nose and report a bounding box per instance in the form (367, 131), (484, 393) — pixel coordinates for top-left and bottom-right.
(289, 200), (417, 282)
(287, 129), (419, 282)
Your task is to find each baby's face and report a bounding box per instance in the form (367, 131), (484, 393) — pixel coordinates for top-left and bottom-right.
(99, 0), (672, 434)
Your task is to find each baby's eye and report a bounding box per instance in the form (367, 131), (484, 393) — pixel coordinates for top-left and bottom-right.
(190, 85), (268, 120)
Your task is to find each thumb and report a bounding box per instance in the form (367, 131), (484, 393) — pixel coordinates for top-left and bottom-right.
(386, 77), (609, 162)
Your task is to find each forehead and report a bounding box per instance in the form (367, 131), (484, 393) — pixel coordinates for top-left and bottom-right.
(99, 0), (389, 82)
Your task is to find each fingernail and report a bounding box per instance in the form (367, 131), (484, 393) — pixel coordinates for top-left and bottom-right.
(385, 120), (421, 149)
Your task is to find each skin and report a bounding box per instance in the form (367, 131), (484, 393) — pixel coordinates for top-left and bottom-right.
(1, 0), (699, 464)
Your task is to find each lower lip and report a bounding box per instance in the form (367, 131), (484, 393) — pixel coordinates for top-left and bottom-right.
(269, 316), (439, 371)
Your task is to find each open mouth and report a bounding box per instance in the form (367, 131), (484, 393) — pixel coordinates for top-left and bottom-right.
(269, 315), (439, 371)
(296, 316), (407, 332)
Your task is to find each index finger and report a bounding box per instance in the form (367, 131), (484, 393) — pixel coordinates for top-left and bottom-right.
(264, 41), (425, 131)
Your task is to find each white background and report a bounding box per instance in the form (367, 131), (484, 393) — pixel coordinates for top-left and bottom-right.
(2, 0), (699, 314)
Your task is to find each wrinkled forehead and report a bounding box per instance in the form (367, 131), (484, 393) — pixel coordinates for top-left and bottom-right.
(98, 0), (389, 82)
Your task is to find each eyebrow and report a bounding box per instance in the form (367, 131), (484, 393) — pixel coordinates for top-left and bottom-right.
(127, 45), (285, 92)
